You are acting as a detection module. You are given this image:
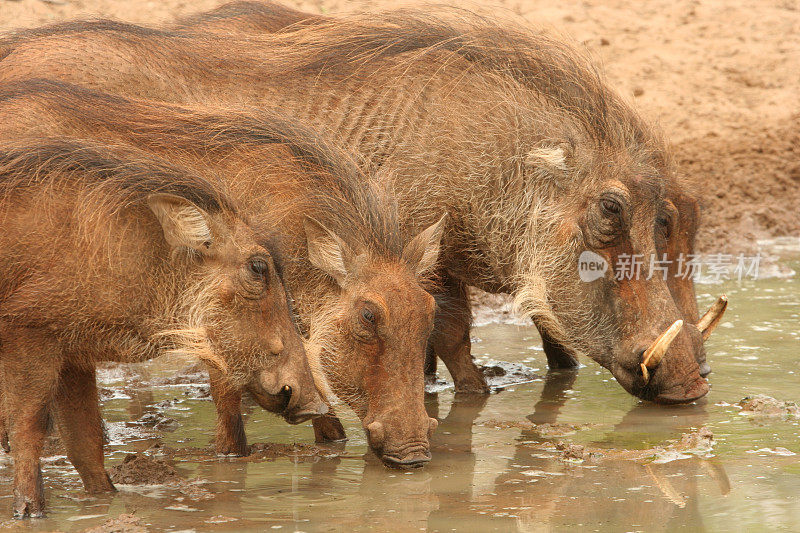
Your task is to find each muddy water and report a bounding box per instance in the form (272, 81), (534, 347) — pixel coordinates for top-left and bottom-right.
(1, 254), (799, 532)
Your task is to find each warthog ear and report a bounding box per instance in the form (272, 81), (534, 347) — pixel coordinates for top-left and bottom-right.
(402, 214), (447, 277)
(304, 217), (351, 286)
(147, 193), (214, 252)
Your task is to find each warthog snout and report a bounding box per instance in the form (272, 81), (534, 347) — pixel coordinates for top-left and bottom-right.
(253, 351), (328, 424)
(365, 417), (438, 469)
(628, 319), (710, 404)
(278, 385), (329, 424)
(629, 295), (727, 403)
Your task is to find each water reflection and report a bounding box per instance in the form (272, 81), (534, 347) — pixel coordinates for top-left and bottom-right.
(482, 374), (725, 532)
(526, 369), (578, 425)
(0, 368), (741, 532)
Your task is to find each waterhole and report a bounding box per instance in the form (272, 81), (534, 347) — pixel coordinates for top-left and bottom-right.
(1, 251), (798, 532)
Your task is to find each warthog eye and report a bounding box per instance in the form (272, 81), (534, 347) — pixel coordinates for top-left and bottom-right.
(657, 215), (672, 239)
(600, 198), (621, 215)
(248, 258), (270, 281)
(360, 307), (375, 325)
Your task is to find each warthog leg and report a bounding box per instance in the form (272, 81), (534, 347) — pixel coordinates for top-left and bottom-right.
(53, 362), (115, 493)
(0, 385), (9, 453)
(427, 275), (489, 393)
(1, 327), (61, 518)
(535, 324), (580, 369)
(208, 366), (249, 457)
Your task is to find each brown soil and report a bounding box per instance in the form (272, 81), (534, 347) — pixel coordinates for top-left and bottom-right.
(554, 441), (588, 461)
(487, 422), (715, 463)
(1, 0), (796, 255)
(108, 452), (215, 500)
(581, 426), (715, 463)
(125, 412), (180, 432)
(141, 441), (343, 463)
(484, 419), (598, 437)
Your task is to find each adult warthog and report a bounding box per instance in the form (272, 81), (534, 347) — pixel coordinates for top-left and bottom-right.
(171, 1), (728, 384)
(0, 138), (324, 518)
(0, 79), (444, 467)
(0, 7), (726, 406)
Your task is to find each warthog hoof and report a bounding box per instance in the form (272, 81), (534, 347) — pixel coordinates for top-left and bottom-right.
(13, 491), (45, 519)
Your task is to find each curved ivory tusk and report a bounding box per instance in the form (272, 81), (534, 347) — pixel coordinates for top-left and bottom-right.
(697, 295), (728, 341)
(642, 319), (684, 370)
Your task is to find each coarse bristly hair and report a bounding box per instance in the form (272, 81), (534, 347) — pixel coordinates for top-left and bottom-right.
(242, 7), (675, 348)
(0, 5), (689, 357)
(0, 79), (427, 407)
(0, 139), (257, 374)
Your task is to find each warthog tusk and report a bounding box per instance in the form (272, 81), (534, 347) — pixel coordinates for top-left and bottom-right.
(640, 319), (684, 382)
(697, 295), (728, 341)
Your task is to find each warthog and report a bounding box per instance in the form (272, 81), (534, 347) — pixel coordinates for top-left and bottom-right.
(0, 7), (727, 405)
(174, 1), (730, 391)
(0, 79), (444, 467)
(0, 138), (324, 518)
(176, 3), (728, 398)
(170, 1), (728, 381)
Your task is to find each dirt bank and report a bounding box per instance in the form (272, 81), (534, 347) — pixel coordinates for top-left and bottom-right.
(1, 0), (797, 254)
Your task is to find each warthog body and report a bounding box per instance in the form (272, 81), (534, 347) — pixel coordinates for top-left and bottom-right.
(0, 137), (322, 517)
(0, 79), (444, 467)
(171, 0), (716, 378)
(0, 7), (725, 407)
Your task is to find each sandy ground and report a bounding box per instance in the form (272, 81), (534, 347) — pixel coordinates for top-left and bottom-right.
(1, 0), (798, 254)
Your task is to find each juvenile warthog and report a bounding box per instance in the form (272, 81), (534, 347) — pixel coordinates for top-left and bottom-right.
(0, 79), (444, 467)
(0, 138), (323, 518)
(0, 7), (726, 405)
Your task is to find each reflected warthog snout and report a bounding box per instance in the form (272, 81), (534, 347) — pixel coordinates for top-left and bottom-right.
(365, 417), (438, 469)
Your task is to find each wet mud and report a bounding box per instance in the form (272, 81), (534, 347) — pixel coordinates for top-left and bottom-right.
(109, 453), (215, 502)
(736, 394), (800, 418)
(83, 514), (146, 533)
(108, 453), (179, 485)
(246, 442), (342, 462)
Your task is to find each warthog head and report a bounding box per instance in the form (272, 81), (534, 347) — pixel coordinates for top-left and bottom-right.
(515, 139), (724, 404)
(303, 215), (446, 468)
(150, 193), (326, 422)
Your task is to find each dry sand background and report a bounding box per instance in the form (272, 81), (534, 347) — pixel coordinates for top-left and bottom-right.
(1, 0), (798, 254)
